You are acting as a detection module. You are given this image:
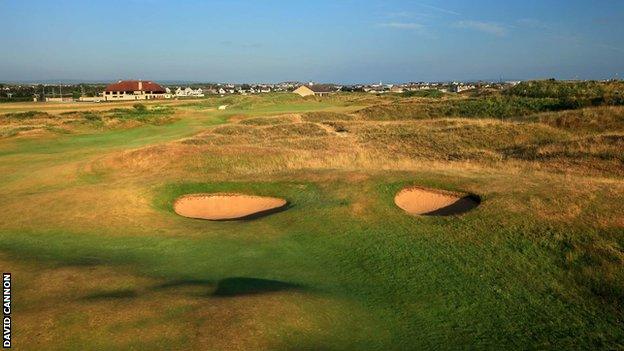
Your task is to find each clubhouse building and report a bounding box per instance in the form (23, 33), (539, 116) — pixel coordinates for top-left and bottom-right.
(103, 80), (171, 101)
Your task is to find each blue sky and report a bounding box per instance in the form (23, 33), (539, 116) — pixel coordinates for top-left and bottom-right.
(1, 0), (623, 83)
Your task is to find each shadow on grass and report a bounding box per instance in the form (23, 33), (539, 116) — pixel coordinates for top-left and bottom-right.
(82, 277), (304, 301)
(84, 289), (139, 300)
(59, 256), (109, 267)
(212, 277), (303, 297)
(155, 279), (213, 289)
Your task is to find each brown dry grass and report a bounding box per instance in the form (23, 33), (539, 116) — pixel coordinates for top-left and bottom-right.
(103, 110), (621, 180)
(530, 105), (624, 133)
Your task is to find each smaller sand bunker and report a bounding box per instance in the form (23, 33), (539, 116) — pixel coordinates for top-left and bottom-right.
(174, 193), (288, 221)
(394, 187), (480, 216)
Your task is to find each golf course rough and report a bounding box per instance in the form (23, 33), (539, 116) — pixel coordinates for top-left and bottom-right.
(394, 186), (480, 216)
(173, 193), (288, 220)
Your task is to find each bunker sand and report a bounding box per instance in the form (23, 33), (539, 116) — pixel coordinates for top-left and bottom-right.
(394, 187), (480, 216)
(174, 193), (288, 220)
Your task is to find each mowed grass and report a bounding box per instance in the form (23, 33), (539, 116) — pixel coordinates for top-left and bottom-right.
(0, 91), (623, 350)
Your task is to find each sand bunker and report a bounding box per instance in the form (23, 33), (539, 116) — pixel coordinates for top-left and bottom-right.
(394, 187), (480, 216)
(174, 193), (287, 220)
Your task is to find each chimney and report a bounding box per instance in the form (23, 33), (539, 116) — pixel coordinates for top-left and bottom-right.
(138, 81), (143, 90)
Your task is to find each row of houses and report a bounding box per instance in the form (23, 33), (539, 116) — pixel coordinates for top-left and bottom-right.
(81, 82), (203, 101)
(172, 87), (204, 97)
(98, 81), (305, 101)
(97, 80), (343, 101)
(294, 81), (523, 96)
(22, 79), (523, 103)
(67, 80), (500, 102)
(350, 81), (517, 94)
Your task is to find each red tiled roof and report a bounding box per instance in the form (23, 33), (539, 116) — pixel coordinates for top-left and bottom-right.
(104, 80), (166, 93)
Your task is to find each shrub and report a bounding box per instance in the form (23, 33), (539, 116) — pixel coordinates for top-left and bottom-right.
(133, 103), (147, 112)
(401, 89), (443, 98)
(505, 80), (606, 100)
(83, 112), (102, 122)
(2, 111), (51, 119)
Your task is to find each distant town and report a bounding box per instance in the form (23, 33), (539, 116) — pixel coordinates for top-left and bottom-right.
(0, 79), (535, 103)
(1, 78), (621, 104)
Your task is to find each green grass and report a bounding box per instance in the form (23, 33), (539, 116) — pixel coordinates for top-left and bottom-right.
(1, 178), (622, 349)
(0, 120), (190, 157)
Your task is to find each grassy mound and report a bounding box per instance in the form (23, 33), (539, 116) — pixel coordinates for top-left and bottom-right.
(239, 115), (299, 126)
(357, 97), (568, 121)
(302, 112), (357, 122)
(0, 104), (176, 138)
(526, 106), (624, 133)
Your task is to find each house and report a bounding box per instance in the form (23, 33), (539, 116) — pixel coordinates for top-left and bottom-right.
(45, 97), (73, 102)
(364, 86), (387, 94)
(175, 87), (204, 97)
(450, 83), (476, 93)
(78, 95), (103, 102)
(102, 80), (171, 101)
(293, 84), (338, 97)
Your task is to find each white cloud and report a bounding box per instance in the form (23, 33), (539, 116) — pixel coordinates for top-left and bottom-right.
(455, 21), (507, 37)
(418, 4), (461, 16)
(379, 22), (424, 30)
